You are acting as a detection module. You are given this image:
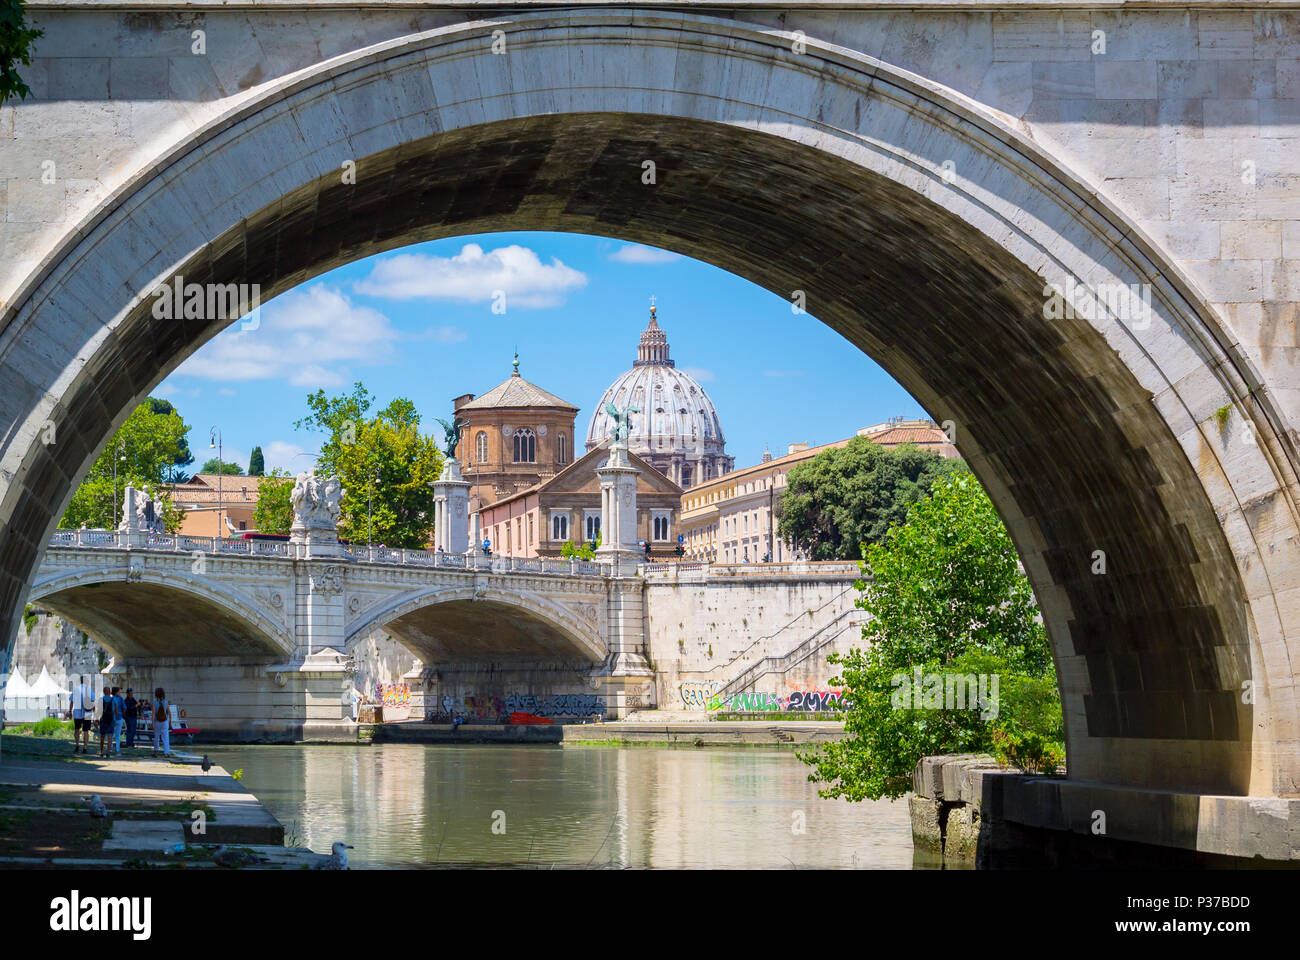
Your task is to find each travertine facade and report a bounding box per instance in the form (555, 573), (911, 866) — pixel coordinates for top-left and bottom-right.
(0, 3), (1298, 817)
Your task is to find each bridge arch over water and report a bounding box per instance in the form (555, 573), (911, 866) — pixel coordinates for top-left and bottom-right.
(1, 8), (1298, 804)
(346, 583), (608, 666)
(28, 565), (296, 662)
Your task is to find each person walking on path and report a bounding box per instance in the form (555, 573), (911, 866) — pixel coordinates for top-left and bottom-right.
(68, 675), (95, 754)
(151, 687), (170, 757)
(123, 688), (138, 749)
(96, 684), (112, 757)
(109, 687), (125, 755)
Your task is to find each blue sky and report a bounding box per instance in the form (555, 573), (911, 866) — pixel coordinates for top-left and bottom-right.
(157, 232), (926, 475)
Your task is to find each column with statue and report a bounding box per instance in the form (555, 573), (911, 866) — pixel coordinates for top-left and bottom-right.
(432, 416), (471, 555)
(595, 402), (654, 707)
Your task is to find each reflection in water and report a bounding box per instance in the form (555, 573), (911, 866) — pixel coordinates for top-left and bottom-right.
(206, 744), (917, 868)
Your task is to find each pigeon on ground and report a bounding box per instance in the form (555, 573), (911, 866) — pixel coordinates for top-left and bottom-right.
(87, 794), (107, 818)
(200, 755), (211, 773)
(315, 841), (353, 870)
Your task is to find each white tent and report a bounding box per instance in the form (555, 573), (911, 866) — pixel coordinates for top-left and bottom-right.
(28, 667), (68, 700)
(3, 667), (65, 723)
(3, 670), (30, 700)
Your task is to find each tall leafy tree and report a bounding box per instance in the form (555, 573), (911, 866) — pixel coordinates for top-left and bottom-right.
(248, 446), (265, 476)
(799, 472), (1062, 800)
(147, 398), (194, 482)
(777, 438), (963, 560)
(0, 0), (41, 103)
(251, 469), (293, 535)
(60, 399), (191, 531)
(295, 382), (443, 547)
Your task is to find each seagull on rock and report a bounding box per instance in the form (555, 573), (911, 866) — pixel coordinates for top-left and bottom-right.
(316, 841), (353, 870)
(87, 794), (108, 818)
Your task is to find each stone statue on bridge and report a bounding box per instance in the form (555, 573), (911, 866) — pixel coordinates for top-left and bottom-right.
(291, 472), (344, 533)
(434, 415), (469, 460)
(604, 401), (638, 446)
(118, 484), (165, 536)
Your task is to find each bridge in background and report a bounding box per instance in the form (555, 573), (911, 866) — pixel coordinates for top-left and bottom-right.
(4, 1), (1300, 861)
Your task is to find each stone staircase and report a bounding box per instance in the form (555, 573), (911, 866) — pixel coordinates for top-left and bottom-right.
(712, 606), (866, 703)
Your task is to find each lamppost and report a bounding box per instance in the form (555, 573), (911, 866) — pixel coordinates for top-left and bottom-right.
(209, 426), (223, 537)
(111, 440), (126, 528)
(767, 477), (775, 562)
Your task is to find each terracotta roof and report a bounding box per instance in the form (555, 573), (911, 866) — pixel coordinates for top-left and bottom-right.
(457, 373), (577, 412)
(167, 473), (272, 504)
(869, 426), (949, 445)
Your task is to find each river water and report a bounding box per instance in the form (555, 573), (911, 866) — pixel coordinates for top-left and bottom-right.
(206, 743), (923, 868)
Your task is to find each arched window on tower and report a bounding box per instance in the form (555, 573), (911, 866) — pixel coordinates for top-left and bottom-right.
(558, 434), (567, 465)
(475, 431), (488, 464)
(513, 428), (536, 463)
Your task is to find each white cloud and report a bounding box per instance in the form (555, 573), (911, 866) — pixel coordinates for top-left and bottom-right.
(353, 243), (587, 308)
(410, 325), (468, 344)
(608, 244), (681, 265)
(680, 366), (716, 382)
(174, 285), (399, 387)
(262, 440), (312, 475)
(156, 383), (200, 399)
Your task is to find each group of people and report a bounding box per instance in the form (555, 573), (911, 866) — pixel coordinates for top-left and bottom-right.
(67, 677), (172, 758)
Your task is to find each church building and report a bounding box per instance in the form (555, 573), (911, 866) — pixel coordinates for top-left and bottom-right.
(585, 302), (733, 489)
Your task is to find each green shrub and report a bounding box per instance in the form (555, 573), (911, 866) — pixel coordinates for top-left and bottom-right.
(32, 718), (71, 737)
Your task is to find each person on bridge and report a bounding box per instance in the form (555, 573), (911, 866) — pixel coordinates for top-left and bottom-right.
(123, 688), (138, 749)
(152, 687), (170, 757)
(68, 675), (94, 754)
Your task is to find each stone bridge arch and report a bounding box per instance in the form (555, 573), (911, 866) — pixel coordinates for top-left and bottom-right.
(346, 583), (607, 666)
(0, 10), (1296, 797)
(29, 565), (296, 662)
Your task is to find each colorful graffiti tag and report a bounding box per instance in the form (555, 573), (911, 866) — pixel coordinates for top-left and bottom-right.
(678, 680), (724, 709)
(504, 693), (606, 718)
(706, 689), (846, 712)
(375, 683), (411, 707)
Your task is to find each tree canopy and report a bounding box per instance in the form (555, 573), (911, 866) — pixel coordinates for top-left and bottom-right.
(295, 382), (443, 548)
(0, 0), (41, 104)
(200, 458), (244, 476)
(59, 398), (191, 531)
(776, 438), (964, 560)
(251, 470), (294, 536)
(248, 446), (265, 476)
(799, 472), (1063, 801)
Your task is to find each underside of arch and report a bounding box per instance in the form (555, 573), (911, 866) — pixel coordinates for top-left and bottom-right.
(0, 13), (1283, 795)
(358, 591), (604, 666)
(30, 578), (290, 662)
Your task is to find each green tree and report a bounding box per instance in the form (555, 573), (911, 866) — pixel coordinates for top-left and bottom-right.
(1, 0), (42, 104)
(148, 399), (195, 481)
(799, 472), (1062, 801)
(201, 458), (244, 475)
(251, 469), (293, 535)
(776, 439), (964, 560)
(560, 533), (600, 560)
(60, 399), (191, 531)
(295, 383), (443, 548)
(248, 446), (265, 476)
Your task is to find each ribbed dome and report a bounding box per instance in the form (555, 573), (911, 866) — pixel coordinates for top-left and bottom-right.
(585, 304), (732, 488)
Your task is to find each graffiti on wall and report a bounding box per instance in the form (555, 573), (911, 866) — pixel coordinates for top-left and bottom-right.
(678, 680), (724, 709)
(705, 689), (846, 713)
(505, 693), (606, 718)
(375, 683), (410, 706)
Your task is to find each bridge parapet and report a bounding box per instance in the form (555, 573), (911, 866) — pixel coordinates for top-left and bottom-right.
(47, 531), (609, 578)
